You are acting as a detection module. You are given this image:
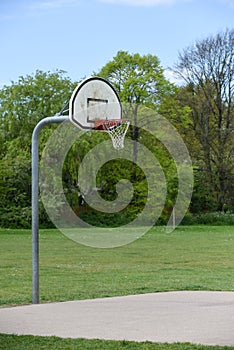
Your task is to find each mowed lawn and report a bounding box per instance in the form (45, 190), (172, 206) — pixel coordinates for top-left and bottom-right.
(1, 226), (234, 350)
(0, 225), (234, 306)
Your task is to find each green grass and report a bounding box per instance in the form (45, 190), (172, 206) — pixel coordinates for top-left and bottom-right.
(1, 226), (234, 349)
(0, 226), (234, 306)
(0, 334), (234, 350)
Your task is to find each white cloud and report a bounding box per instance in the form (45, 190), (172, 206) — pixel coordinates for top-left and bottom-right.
(98, 0), (189, 6)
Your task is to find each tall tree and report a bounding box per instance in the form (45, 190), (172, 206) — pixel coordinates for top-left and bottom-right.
(95, 51), (189, 225)
(0, 70), (75, 155)
(97, 51), (174, 162)
(98, 50), (172, 106)
(0, 70), (76, 227)
(173, 29), (234, 210)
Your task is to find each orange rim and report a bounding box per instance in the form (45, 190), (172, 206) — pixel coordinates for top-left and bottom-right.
(94, 119), (128, 130)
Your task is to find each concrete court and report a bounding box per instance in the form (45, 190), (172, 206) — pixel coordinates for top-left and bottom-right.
(0, 291), (234, 346)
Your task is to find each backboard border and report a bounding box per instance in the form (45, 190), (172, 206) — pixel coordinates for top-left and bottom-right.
(69, 76), (122, 130)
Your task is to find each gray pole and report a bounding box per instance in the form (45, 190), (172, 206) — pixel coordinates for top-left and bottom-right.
(32, 116), (69, 304)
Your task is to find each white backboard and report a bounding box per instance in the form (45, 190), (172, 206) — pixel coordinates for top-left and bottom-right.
(69, 77), (122, 130)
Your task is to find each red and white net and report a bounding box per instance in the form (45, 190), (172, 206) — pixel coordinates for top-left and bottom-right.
(95, 120), (130, 150)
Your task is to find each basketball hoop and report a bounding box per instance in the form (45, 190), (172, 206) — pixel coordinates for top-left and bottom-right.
(95, 119), (130, 150)
(69, 77), (129, 149)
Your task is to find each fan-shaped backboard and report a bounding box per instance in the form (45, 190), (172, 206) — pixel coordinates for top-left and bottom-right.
(69, 77), (122, 130)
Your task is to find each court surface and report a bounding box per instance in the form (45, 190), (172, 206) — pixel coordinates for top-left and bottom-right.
(0, 291), (234, 346)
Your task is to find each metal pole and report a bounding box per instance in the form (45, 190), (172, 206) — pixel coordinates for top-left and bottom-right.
(32, 116), (69, 304)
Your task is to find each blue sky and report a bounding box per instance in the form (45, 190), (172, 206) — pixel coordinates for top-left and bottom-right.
(1, 0), (234, 86)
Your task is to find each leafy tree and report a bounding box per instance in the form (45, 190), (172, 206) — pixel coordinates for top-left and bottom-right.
(0, 70), (75, 153)
(95, 52), (184, 222)
(0, 70), (76, 227)
(173, 29), (234, 210)
(97, 51), (174, 162)
(97, 50), (172, 106)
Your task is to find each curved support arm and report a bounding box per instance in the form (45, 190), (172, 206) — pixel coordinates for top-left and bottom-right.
(32, 116), (69, 304)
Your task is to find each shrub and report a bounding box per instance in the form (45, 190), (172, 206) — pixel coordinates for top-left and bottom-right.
(181, 211), (234, 225)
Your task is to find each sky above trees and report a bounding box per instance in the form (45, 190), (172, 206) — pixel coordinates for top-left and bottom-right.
(0, 0), (233, 86)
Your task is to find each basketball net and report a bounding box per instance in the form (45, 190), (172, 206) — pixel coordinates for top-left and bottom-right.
(95, 120), (130, 150)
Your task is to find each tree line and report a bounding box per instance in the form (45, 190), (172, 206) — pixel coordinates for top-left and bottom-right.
(0, 28), (233, 228)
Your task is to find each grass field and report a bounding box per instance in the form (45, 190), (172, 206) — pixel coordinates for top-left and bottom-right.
(0, 226), (234, 349)
(1, 334), (234, 350)
(0, 226), (234, 306)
